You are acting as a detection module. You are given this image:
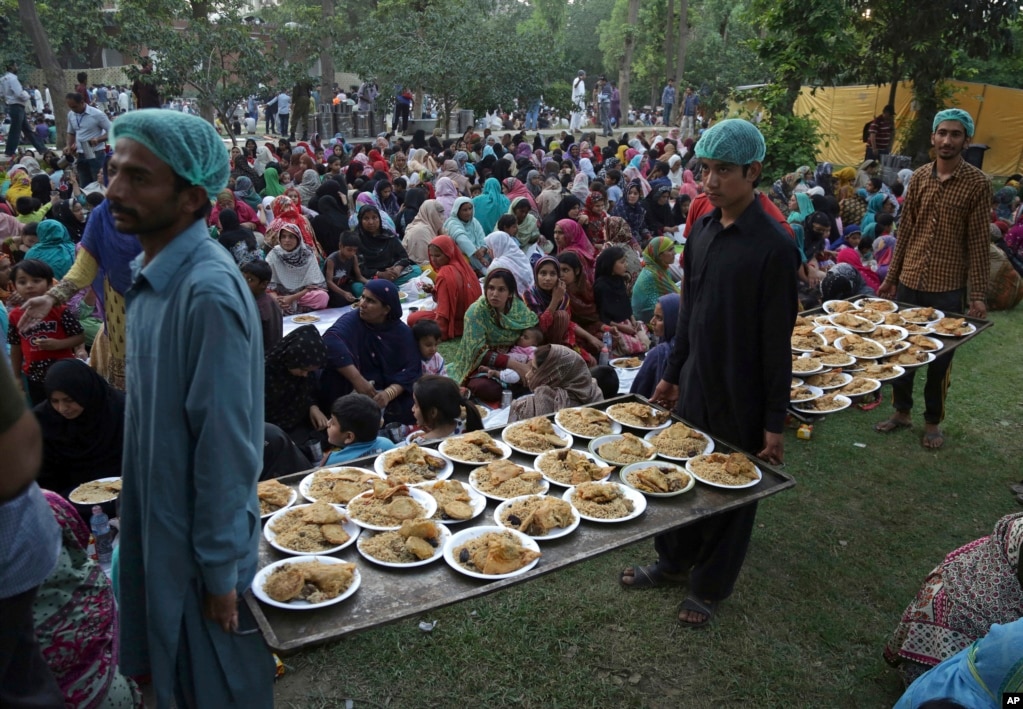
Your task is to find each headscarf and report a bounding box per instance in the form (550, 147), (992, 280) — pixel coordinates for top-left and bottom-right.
(556, 218), (596, 282)
(448, 271), (539, 385)
(5, 169), (31, 208)
(994, 186), (1017, 222)
(428, 235), (483, 339)
(26, 220), (76, 280)
(217, 208), (259, 261)
(508, 196), (542, 249)
(111, 109), (229, 199)
(77, 199), (141, 308)
(524, 255), (569, 314)
(254, 145), (274, 175)
(834, 166), (857, 189)
(264, 325), (328, 430)
(861, 193), (887, 228)
(570, 172), (590, 201)
(539, 194), (582, 241)
(50, 199), (86, 243)
(297, 169), (320, 205)
(435, 176), (459, 219)
(873, 233), (896, 274)
(444, 196), (487, 260)
(403, 198), (446, 262)
(679, 169), (699, 200)
(525, 170), (542, 198)
(579, 158), (597, 181)
(510, 345), (603, 422)
(34, 359), (126, 489)
(261, 166), (285, 197)
(787, 192), (816, 224)
(501, 177), (538, 215)
(472, 177), (511, 233)
(486, 231), (534, 294)
(536, 177), (566, 219)
(269, 195), (319, 254)
(897, 168), (914, 189)
(348, 191), (397, 233)
(609, 181), (648, 241)
(375, 180), (401, 219)
(234, 175), (262, 211)
(583, 191), (608, 247)
(641, 236), (680, 295)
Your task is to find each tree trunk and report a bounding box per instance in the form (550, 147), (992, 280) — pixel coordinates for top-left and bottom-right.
(17, 0), (68, 148)
(618, 0), (641, 123)
(887, 53), (899, 108)
(664, 0), (675, 81)
(674, 0), (688, 99)
(320, 0), (335, 103)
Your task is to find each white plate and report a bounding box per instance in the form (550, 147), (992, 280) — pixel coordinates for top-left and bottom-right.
(346, 487), (438, 531)
(604, 403), (673, 431)
(439, 435), (513, 465)
(443, 526), (542, 580)
(870, 325), (909, 344)
(885, 352), (935, 369)
(252, 556), (361, 610)
(792, 393), (853, 416)
(610, 357), (644, 371)
(901, 307), (944, 324)
(907, 335), (944, 353)
(932, 321), (977, 338)
(501, 420), (573, 456)
(290, 314), (321, 324)
(619, 461), (696, 497)
(860, 364), (906, 381)
(533, 449), (614, 488)
(68, 477), (121, 506)
(299, 467), (383, 504)
(642, 426), (715, 462)
(828, 313), (876, 334)
(261, 487), (299, 520)
(812, 325), (851, 346)
(790, 384), (824, 405)
(853, 297), (899, 313)
(263, 504), (361, 555)
(468, 465), (550, 501)
(822, 299), (859, 314)
(790, 377), (803, 388)
(835, 335), (886, 360)
(493, 495), (581, 540)
(791, 354), (824, 376)
(685, 454), (763, 490)
(838, 377), (882, 399)
(562, 482), (647, 523)
(554, 408), (623, 439)
(373, 446), (454, 482)
(883, 340), (911, 356)
(791, 330), (826, 353)
(817, 353), (857, 369)
(356, 523), (451, 567)
(855, 309), (885, 324)
(413, 479), (488, 524)
(588, 434), (658, 466)
(802, 372), (853, 391)
(812, 315), (834, 327)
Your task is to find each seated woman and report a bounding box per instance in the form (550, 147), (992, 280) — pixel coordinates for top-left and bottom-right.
(486, 231), (534, 295)
(539, 194), (585, 242)
(554, 218), (596, 281)
(508, 344), (604, 422)
(444, 197), (489, 276)
(472, 177), (510, 233)
(630, 293), (680, 398)
(609, 180), (650, 245)
(883, 511), (1023, 685)
(583, 191), (609, 248)
(508, 196), (546, 253)
(353, 203), (422, 286)
(402, 198), (446, 267)
(631, 236), (679, 323)
(448, 269), (539, 403)
(217, 208), (262, 265)
(407, 375), (484, 444)
(265, 195), (322, 258)
(265, 223), (329, 314)
(523, 256), (594, 365)
(264, 324), (329, 460)
(407, 235), (481, 340)
(33, 359), (125, 497)
(321, 280), (422, 425)
(593, 247), (649, 356)
(210, 188), (261, 234)
(643, 184), (680, 238)
(557, 251), (604, 358)
(25, 220), (76, 280)
(35, 491), (143, 708)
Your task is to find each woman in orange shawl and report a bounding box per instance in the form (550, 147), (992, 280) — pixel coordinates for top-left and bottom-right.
(406, 235), (482, 340)
(265, 195), (323, 258)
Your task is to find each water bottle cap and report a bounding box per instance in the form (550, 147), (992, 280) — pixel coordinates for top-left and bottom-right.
(92, 505), (102, 514)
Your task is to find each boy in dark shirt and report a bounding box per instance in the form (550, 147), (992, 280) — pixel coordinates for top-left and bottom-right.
(241, 260), (283, 352)
(325, 232), (366, 307)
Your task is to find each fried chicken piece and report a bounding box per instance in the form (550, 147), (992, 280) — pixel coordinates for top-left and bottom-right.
(443, 500), (474, 520)
(302, 499), (344, 525)
(575, 482), (622, 503)
(301, 562), (355, 598)
(388, 497), (420, 520)
(487, 460), (527, 484)
(264, 565), (306, 602)
(472, 536), (541, 575)
(724, 453), (757, 480)
(257, 479), (292, 508)
(634, 466), (670, 492)
(519, 498), (574, 535)
(320, 523), (351, 546)
(399, 519), (439, 541)
(404, 535), (436, 560)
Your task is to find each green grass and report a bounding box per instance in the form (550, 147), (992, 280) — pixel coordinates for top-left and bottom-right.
(273, 310), (1022, 709)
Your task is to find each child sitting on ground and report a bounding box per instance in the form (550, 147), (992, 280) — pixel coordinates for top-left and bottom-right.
(477, 327), (543, 385)
(496, 213), (518, 241)
(325, 231), (366, 307)
(593, 247), (650, 356)
(413, 319), (447, 376)
(7, 259), (84, 404)
(407, 375), (484, 444)
(241, 259), (283, 352)
(322, 392), (396, 465)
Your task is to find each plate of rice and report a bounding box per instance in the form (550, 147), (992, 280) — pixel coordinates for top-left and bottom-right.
(802, 371), (853, 391)
(356, 519), (451, 567)
(901, 307), (944, 324)
(373, 445), (453, 483)
(299, 467), (383, 504)
(822, 299), (859, 314)
(253, 556), (360, 610)
(791, 393), (853, 415)
(562, 481), (646, 523)
(69, 477), (122, 506)
(838, 376), (882, 398)
(443, 526), (542, 580)
(605, 402), (672, 430)
(588, 433), (658, 466)
(790, 384), (823, 404)
(533, 448), (614, 487)
(853, 297), (899, 313)
(554, 407), (623, 439)
(263, 502), (361, 555)
(346, 485), (438, 531)
(439, 431), (513, 465)
(501, 417), (573, 455)
(791, 354), (824, 375)
(468, 460), (549, 501)
(610, 356), (644, 371)
(685, 452), (762, 489)
(494, 495), (581, 540)
(643, 423), (714, 461)
(414, 479), (487, 524)
(619, 461), (696, 497)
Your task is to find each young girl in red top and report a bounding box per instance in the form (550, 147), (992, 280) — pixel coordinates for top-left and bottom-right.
(7, 259), (84, 404)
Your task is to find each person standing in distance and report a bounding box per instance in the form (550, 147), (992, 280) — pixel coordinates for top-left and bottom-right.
(570, 71), (587, 132)
(108, 109), (273, 707)
(65, 92), (112, 187)
(2, 62), (48, 158)
(874, 108), (990, 450)
(680, 86), (700, 140)
(660, 78), (677, 127)
(622, 119), (800, 628)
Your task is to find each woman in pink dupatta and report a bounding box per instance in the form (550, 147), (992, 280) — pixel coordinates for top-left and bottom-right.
(555, 218), (596, 282)
(502, 177), (538, 215)
(435, 177), (459, 219)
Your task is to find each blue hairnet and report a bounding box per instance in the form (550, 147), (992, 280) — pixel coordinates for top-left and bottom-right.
(932, 109), (975, 138)
(694, 119), (766, 165)
(110, 109), (230, 199)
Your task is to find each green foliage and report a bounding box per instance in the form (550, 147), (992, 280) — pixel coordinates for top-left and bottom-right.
(0, 0), (106, 69)
(564, 0), (616, 79)
(685, 0), (767, 115)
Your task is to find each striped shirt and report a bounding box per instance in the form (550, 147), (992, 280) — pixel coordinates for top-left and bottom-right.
(884, 159), (992, 302)
(869, 116), (894, 153)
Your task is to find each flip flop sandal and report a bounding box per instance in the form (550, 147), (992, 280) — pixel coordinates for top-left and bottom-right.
(921, 431), (945, 449)
(874, 418), (911, 433)
(1009, 482), (1023, 495)
(1016, 493), (1023, 507)
(857, 391), (883, 411)
(677, 596), (718, 628)
(620, 562), (687, 590)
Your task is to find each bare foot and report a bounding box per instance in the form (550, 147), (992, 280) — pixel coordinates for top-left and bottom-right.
(875, 412), (912, 433)
(922, 424), (944, 449)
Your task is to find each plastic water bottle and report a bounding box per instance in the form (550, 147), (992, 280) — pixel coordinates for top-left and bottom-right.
(90, 505), (113, 568)
(602, 329), (613, 352)
(501, 389), (513, 408)
(599, 328), (612, 365)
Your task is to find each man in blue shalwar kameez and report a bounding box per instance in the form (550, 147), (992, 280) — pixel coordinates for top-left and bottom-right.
(109, 109), (273, 708)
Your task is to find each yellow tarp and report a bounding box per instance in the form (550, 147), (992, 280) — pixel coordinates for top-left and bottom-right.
(792, 81), (1023, 176)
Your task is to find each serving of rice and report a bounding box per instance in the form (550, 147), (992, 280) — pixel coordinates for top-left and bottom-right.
(568, 482), (635, 520)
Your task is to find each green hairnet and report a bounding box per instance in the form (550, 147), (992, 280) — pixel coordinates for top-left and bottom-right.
(110, 109), (229, 199)
(694, 119), (766, 165)
(932, 108), (975, 138)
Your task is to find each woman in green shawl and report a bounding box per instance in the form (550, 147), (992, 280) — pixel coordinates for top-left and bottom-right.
(26, 220), (76, 280)
(630, 236), (679, 323)
(261, 166), (285, 198)
(786, 192), (815, 224)
(449, 268), (539, 403)
(472, 177), (511, 233)
(509, 196), (544, 252)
